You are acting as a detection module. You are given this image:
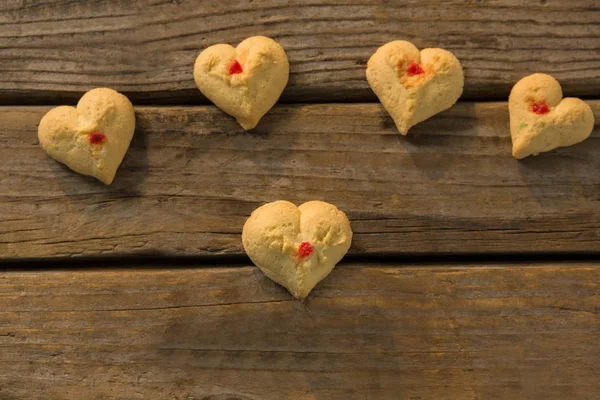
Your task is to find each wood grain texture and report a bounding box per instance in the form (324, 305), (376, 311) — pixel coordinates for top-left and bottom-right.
(1, 0), (599, 104)
(2, 102), (600, 259)
(0, 263), (598, 400)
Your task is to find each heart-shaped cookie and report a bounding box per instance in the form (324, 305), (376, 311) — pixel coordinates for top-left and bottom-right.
(38, 88), (135, 184)
(509, 73), (595, 159)
(242, 200), (353, 299)
(366, 40), (464, 135)
(194, 36), (289, 130)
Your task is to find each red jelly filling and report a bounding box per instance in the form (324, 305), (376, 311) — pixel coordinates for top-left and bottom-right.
(298, 241), (314, 258)
(406, 62), (425, 76)
(228, 59), (243, 75)
(89, 132), (106, 144)
(531, 101), (550, 115)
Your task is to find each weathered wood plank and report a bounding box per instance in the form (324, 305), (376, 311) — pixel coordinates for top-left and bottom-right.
(1, 0), (599, 104)
(1, 102), (600, 259)
(0, 263), (598, 399)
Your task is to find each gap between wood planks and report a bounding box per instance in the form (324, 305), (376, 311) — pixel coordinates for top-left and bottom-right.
(3, 252), (600, 271)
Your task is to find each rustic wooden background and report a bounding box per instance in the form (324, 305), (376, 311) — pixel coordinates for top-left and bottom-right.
(1, 1), (599, 399)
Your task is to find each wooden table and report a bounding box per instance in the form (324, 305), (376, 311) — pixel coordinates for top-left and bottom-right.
(1, 1), (599, 399)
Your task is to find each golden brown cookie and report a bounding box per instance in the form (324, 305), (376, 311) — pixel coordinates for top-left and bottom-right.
(366, 40), (464, 134)
(194, 36), (289, 130)
(509, 73), (595, 159)
(38, 88), (136, 184)
(242, 200), (353, 299)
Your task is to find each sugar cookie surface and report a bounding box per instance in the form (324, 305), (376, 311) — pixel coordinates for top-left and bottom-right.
(509, 73), (595, 159)
(38, 88), (136, 185)
(366, 40), (464, 135)
(242, 200), (353, 299)
(194, 36), (289, 130)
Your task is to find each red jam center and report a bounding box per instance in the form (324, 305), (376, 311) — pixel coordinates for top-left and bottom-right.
(298, 242), (314, 258)
(406, 62), (425, 76)
(531, 101), (550, 115)
(228, 59), (243, 75)
(89, 132), (106, 144)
